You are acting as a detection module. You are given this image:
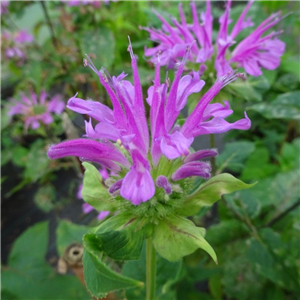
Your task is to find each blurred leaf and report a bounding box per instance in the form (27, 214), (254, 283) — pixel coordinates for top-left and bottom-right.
(273, 73), (299, 92)
(2, 222), (90, 299)
(206, 220), (248, 247)
(276, 139), (300, 171)
(227, 76), (270, 102)
(240, 147), (279, 181)
(24, 139), (49, 182)
(216, 141), (255, 173)
(248, 91), (300, 120)
(80, 26), (115, 68)
(34, 184), (56, 212)
(11, 147), (29, 167)
(122, 242), (183, 300)
(1, 107), (11, 129)
(246, 228), (299, 292)
(56, 220), (89, 256)
(280, 54), (300, 81)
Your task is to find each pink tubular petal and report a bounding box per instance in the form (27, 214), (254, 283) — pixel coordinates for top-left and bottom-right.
(184, 149), (218, 163)
(47, 139), (130, 169)
(84, 119), (119, 141)
(82, 203), (94, 214)
(230, 0), (254, 39)
(176, 71), (205, 111)
(193, 112), (251, 136)
(127, 38), (149, 152)
(67, 95), (114, 123)
(160, 131), (194, 160)
(171, 161), (211, 181)
(120, 150), (155, 205)
(48, 95), (65, 114)
(202, 101), (233, 120)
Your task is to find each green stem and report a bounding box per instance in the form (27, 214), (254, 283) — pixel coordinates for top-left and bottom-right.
(210, 134), (216, 176)
(146, 237), (156, 300)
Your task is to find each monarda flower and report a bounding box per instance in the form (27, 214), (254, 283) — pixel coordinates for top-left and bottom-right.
(1, 30), (33, 63)
(0, 1), (9, 14)
(48, 40), (250, 206)
(48, 40), (253, 265)
(142, 1), (285, 77)
(8, 90), (65, 130)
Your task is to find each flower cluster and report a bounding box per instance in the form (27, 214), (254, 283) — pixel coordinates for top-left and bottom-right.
(142, 1), (285, 77)
(8, 90), (65, 130)
(0, 1), (9, 14)
(77, 168), (110, 220)
(66, 0), (113, 7)
(48, 39), (250, 208)
(2, 30), (34, 64)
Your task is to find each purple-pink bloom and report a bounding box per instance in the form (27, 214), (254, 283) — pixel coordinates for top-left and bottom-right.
(48, 40), (250, 206)
(8, 90), (65, 130)
(142, 1), (285, 77)
(0, 1), (9, 14)
(2, 30), (34, 63)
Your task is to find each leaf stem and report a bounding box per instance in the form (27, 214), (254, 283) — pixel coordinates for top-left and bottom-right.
(146, 237), (156, 300)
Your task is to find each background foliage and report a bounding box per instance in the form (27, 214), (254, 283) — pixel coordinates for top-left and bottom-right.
(1, 1), (299, 300)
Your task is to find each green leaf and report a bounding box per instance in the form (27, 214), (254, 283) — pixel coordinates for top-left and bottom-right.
(205, 220), (248, 247)
(34, 184), (56, 212)
(227, 75), (270, 101)
(248, 91), (300, 120)
(3, 222), (89, 300)
(80, 26), (115, 68)
(9, 222), (49, 271)
(11, 147), (29, 167)
(246, 229), (299, 292)
(56, 220), (89, 256)
(122, 242), (183, 300)
(83, 249), (143, 298)
(153, 214), (217, 262)
(24, 139), (49, 182)
(84, 213), (151, 260)
(180, 174), (256, 216)
(216, 141), (255, 173)
(82, 162), (117, 212)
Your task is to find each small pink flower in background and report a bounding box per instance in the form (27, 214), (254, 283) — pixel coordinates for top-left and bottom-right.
(77, 168), (110, 220)
(8, 90), (65, 130)
(0, 1), (9, 14)
(61, 0), (116, 8)
(2, 30), (34, 63)
(142, 1), (285, 77)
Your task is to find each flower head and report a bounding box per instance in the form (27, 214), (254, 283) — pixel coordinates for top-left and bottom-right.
(0, 1), (9, 15)
(48, 39), (250, 207)
(2, 30), (34, 64)
(8, 90), (65, 130)
(142, 1), (285, 77)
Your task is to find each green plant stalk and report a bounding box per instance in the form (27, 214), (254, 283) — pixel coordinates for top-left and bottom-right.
(146, 237), (156, 300)
(210, 134), (216, 176)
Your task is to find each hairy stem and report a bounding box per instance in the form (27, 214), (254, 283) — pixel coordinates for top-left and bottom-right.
(146, 237), (156, 300)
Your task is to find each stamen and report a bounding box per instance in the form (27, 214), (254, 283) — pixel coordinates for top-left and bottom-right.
(127, 36), (135, 59)
(84, 54), (98, 74)
(100, 67), (116, 89)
